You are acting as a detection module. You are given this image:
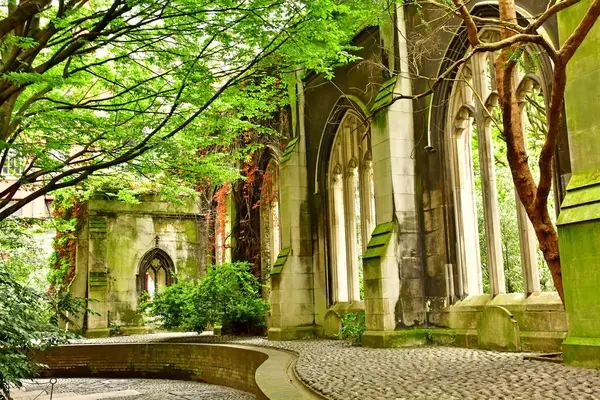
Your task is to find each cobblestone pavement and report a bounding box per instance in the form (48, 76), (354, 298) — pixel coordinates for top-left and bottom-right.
(79, 332), (600, 400)
(19, 378), (254, 400)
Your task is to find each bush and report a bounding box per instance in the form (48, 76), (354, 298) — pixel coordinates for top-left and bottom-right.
(145, 262), (269, 334)
(341, 310), (366, 345)
(0, 272), (74, 398)
(0, 219), (89, 398)
(142, 283), (195, 329)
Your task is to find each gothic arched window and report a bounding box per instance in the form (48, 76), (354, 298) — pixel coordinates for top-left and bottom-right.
(327, 111), (375, 303)
(446, 29), (558, 297)
(138, 248), (175, 297)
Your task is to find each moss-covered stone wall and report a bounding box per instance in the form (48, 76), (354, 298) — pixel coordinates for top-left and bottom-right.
(558, 0), (600, 367)
(70, 197), (206, 331)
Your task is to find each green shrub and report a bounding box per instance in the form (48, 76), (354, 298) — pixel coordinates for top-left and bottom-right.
(0, 271), (74, 398)
(145, 262), (269, 334)
(143, 282), (195, 329)
(0, 219), (89, 398)
(109, 322), (122, 336)
(341, 310), (366, 345)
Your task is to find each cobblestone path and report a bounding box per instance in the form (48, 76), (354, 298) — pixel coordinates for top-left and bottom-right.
(17, 378), (254, 400)
(78, 332), (600, 400)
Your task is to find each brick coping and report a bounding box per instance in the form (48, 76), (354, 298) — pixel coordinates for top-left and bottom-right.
(32, 342), (324, 400)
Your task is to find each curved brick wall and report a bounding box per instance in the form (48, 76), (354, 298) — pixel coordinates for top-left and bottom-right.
(33, 343), (269, 397)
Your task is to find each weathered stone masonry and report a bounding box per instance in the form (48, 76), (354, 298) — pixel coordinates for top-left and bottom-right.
(71, 197), (207, 333)
(264, 1), (587, 353)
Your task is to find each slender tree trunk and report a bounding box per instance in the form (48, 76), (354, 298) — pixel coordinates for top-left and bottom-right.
(494, 0), (564, 302)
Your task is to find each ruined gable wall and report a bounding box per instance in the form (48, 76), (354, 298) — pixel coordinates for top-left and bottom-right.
(75, 197), (206, 332)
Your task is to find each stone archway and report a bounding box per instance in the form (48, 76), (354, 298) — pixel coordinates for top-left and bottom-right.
(137, 248), (175, 297)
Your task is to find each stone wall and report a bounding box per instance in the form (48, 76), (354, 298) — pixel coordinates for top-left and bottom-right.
(32, 343), (316, 400)
(70, 197), (207, 332)
(34, 343), (266, 396)
(557, 0), (600, 367)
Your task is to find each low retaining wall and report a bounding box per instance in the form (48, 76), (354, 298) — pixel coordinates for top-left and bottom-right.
(33, 343), (319, 399)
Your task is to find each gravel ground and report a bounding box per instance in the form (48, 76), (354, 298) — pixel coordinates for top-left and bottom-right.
(78, 332), (600, 400)
(18, 378), (254, 400)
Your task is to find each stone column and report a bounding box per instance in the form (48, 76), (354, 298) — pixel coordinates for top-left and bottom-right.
(471, 53), (506, 295)
(86, 214), (109, 330)
(515, 194), (541, 294)
(362, 6), (424, 347)
(558, 1), (600, 367)
(344, 166), (361, 303)
(69, 205), (89, 331)
(516, 82), (541, 295)
(268, 72), (315, 341)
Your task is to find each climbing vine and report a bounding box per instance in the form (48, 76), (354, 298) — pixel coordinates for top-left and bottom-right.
(208, 103), (290, 274)
(259, 162), (279, 208)
(214, 182), (232, 264)
(235, 154), (263, 272)
(47, 197), (82, 292)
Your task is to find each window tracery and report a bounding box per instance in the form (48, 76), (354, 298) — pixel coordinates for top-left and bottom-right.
(447, 29), (557, 297)
(138, 248), (174, 298)
(327, 111), (375, 303)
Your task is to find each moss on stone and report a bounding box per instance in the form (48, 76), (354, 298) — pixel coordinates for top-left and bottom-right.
(363, 222), (394, 260)
(270, 248), (291, 275)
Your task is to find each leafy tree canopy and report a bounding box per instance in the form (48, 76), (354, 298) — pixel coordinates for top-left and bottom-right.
(0, 0), (391, 219)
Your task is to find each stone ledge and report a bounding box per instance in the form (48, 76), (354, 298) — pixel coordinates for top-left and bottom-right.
(362, 329), (428, 348)
(32, 342), (323, 400)
(446, 292), (564, 313)
(362, 328), (478, 348)
(361, 327), (564, 352)
(521, 331), (567, 353)
(268, 326), (316, 341)
(563, 336), (600, 369)
(84, 326), (159, 338)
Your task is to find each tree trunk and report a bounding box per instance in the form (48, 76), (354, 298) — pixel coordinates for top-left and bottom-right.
(531, 211), (563, 298)
(495, 0), (565, 302)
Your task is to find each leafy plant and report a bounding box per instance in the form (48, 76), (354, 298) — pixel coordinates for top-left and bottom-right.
(145, 262), (269, 334)
(45, 289), (98, 331)
(109, 323), (122, 337)
(341, 310), (366, 346)
(0, 218), (92, 398)
(144, 282), (196, 330)
(0, 271), (72, 399)
(0, 219), (50, 291)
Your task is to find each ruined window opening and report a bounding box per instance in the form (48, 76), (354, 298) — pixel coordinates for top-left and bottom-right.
(327, 111), (374, 304)
(447, 29), (557, 297)
(138, 248), (175, 298)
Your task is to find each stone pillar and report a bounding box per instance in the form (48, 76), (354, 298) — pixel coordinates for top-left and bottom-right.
(69, 207), (89, 331)
(515, 196), (540, 295)
(361, 222), (402, 347)
(558, 1), (600, 367)
(472, 53), (506, 295)
(268, 72), (315, 340)
(362, 6), (424, 347)
(344, 167), (361, 303)
(516, 88), (541, 295)
(86, 215), (109, 330)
